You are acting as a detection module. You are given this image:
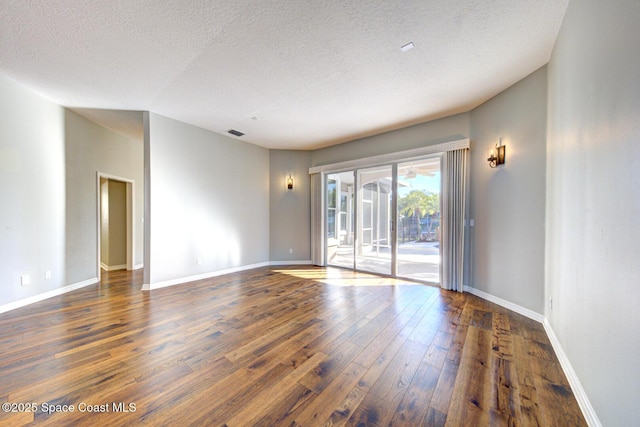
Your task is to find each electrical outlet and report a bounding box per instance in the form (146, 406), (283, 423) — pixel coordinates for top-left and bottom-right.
(45, 270), (52, 280)
(21, 274), (31, 286)
(549, 297), (553, 309)
(196, 258), (202, 266)
(289, 248), (293, 254)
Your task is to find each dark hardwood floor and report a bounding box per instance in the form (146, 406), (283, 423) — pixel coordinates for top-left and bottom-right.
(0, 266), (586, 426)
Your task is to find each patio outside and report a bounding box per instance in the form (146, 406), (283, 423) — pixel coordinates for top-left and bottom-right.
(329, 240), (440, 283)
(327, 157), (441, 284)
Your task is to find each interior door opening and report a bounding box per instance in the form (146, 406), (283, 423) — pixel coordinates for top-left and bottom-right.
(97, 172), (135, 281)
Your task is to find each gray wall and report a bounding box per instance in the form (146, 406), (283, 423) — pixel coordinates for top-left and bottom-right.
(0, 75), (144, 308)
(0, 74), (66, 306)
(469, 66), (548, 313)
(546, 1), (640, 425)
(65, 109), (144, 283)
(311, 113), (470, 167)
(146, 113), (270, 285)
(269, 150), (312, 262)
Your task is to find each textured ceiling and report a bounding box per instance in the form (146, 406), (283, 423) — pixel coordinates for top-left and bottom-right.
(0, 0), (568, 149)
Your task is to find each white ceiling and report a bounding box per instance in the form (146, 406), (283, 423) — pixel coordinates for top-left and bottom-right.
(0, 0), (568, 150)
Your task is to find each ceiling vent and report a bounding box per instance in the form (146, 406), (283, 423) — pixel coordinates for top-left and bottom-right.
(228, 129), (245, 137)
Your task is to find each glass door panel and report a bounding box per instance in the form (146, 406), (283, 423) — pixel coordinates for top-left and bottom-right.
(396, 157), (441, 283)
(356, 166), (393, 275)
(327, 172), (355, 269)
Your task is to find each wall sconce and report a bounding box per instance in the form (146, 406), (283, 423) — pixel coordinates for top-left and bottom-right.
(487, 139), (506, 168)
(287, 175), (294, 190)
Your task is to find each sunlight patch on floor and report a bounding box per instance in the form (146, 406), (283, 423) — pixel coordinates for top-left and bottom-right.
(272, 268), (424, 287)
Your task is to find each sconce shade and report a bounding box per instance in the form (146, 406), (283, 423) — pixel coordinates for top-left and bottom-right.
(287, 175), (293, 190)
(488, 143), (506, 168)
(496, 145), (506, 165)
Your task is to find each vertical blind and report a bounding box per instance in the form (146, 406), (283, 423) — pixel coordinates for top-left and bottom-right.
(441, 148), (468, 292)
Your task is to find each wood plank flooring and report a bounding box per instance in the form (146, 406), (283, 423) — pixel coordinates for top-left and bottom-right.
(0, 266), (586, 426)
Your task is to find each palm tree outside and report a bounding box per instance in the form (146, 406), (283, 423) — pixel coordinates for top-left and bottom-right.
(398, 190), (440, 242)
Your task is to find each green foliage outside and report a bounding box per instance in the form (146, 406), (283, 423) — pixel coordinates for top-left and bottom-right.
(398, 190), (440, 239)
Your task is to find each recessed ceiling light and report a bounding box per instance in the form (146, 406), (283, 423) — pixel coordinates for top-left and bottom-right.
(228, 129), (245, 137)
(401, 42), (414, 52)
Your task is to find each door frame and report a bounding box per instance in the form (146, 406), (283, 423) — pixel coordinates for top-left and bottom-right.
(96, 171), (135, 281)
(354, 163), (396, 276)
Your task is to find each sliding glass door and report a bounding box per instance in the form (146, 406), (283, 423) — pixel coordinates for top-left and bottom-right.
(327, 171), (355, 269)
(325, 156), (441, 284)
(397, 158), (441, 282)
(356, 165), (393, 275)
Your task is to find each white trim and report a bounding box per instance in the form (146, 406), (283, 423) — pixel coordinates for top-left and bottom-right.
(0, 278), (98, 314)
(133, 264), (144, 270)
(463, 286), (545, 322)
(309, 138), (469, 174)
(464, 285), (601, 427)
(141, 262), (271, 291)
(543, 319), (603, 427)
(269, 260), (313, 266)
(141, 261), (314, 291)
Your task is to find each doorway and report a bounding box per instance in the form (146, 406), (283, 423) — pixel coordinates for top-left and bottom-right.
(97, 172), (135, 280)
(325, 156), (441, 284)
(355, 165), (393, 276)
(396, 158), (441, 282)
(327, 171), (355, 270)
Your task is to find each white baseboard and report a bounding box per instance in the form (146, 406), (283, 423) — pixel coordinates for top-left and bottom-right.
(269, 260), (313, 266)
(0, 277), (98, 315)
(101, 263), (127, 272)
(142, 262), (271, 291)
(464, 285), (601, 427)
(133, 264), (144, 270)
(543, 319), (602, 427)
(463, 286), (545, 323)
(141, 261), (315, 290)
